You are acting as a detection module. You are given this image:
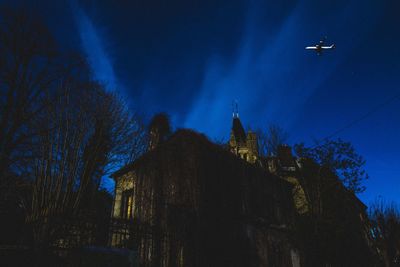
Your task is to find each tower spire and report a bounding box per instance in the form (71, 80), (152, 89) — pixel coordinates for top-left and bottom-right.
(232, 100), (239, 118)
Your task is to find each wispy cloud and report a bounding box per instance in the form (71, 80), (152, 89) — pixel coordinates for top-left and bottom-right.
(72, 3), (117, 90)
(184, 0), (382, 140)
(70, 3), (118, 191)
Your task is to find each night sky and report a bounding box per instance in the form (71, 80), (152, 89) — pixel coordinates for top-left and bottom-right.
(8, 0), (400, 205)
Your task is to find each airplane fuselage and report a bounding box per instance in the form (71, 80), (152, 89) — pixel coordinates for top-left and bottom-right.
(306, 42), (335, 55)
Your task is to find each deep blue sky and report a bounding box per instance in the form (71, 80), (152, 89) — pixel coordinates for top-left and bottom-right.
(10, 0), (400, 205)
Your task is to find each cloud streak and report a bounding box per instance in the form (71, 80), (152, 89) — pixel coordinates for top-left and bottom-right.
(184, 0), (382, 140)
(72, 3), (117, 90)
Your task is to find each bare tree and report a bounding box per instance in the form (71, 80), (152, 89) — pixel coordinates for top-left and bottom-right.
(26, 80), (146, 249)
(0, 8), (52, 180)
(0, 6), (147, 256)
(369, 201), (400, 267)
(0, 8), (83, 189)
(256, 123), (288, 157)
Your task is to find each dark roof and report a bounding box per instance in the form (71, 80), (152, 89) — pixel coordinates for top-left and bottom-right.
(112, 129), (225, 178)
(232, 117), (246, 143)
(112, 129), (290, 190)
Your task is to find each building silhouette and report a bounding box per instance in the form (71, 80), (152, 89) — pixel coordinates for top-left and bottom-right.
(109, 114), (371, 267)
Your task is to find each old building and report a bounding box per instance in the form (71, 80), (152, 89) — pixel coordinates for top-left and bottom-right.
(110, 114), (303, 267)
(228, 113), (308, 215)
(109, 113), (372, 267)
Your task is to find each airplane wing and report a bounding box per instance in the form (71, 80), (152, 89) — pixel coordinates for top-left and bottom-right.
(321, 46), (333, 49)
(305, 46), (317, 50)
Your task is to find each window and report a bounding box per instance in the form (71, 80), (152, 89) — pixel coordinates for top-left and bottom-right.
(121, 189), (134, 219)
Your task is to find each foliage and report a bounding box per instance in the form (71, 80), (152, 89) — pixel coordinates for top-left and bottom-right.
(292, 157), (374, 266)
(295, 138), (368, 193)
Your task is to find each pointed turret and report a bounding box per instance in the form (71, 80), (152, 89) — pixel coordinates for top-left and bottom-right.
(228, 104), (258, 163)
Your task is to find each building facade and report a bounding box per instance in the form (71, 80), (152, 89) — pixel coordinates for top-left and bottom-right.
(110, 114), (306, 266)
(109, 114), (372, 267)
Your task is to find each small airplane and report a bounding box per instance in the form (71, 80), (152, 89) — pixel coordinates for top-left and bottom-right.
(306, 38), (335, 55)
